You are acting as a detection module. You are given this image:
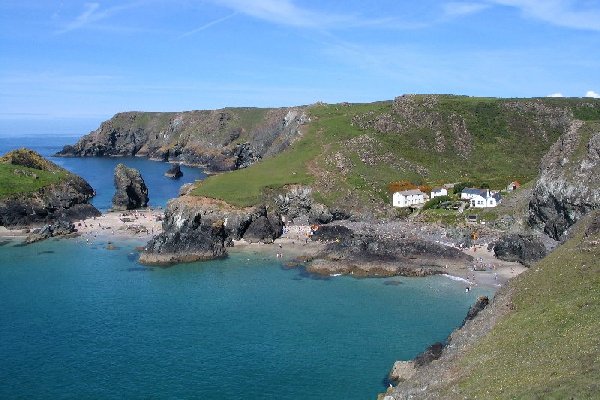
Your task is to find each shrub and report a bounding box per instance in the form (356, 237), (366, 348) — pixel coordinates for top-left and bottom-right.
(423, 195), (453, 210)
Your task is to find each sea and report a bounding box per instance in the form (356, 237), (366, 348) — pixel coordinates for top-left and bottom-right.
(0, 133), (493, 399)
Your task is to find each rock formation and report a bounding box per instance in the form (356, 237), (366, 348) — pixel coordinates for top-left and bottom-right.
(529, 120), (600, 239)
(164, 163), (183, 179)
(55, 108), (309, 172)
(25, 219), (76, 243)
(492, 234), (547, 266)
(139, 196), (283, 265)
(112, 164), (149, 210)
(0, 149), (100, 227)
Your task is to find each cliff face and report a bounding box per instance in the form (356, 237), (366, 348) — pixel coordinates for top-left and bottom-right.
(0, 149), (100, 227)
(56, 107), (309, 172)
(112, 163), (149, 210)
(529, 120), (600, 239)
(138, 196), (283, 265)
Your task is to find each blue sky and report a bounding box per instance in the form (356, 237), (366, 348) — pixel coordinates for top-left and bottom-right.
(1, 0), (600, 133)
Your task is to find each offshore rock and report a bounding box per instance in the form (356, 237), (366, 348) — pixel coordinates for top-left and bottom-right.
(0, 149), (100, 228)
(529, 120), (600, 239)
(492, 234), (547, 266)
(112, 163), (149, 210)
(139, 196), (283, 265)
(164, 163), (183, 179)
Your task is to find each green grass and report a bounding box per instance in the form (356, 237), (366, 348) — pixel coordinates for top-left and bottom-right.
(445, 213), (600, 398)
(190, 96), (600, 208)
(0, 163), (68, 198)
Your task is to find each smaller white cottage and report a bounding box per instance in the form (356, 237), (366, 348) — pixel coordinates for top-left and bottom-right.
(393, 189), (425, 208)
(461, 188), (502, 208)
(430, 187), (448, 199)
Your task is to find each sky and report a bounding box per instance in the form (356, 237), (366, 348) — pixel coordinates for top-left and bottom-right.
(1, 0), (600, 134)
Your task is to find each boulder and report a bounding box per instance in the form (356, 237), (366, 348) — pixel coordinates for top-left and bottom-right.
(25, 219), (76, 244)
(388, 361), (416, 383)
(164, 163), (183, 179)
(492, 234), (547, 266)
(112, 163), (149, 210)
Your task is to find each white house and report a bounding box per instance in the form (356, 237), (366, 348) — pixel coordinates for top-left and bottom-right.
(461, 188), (502, 208)
(393, 189), (425, 208)
(430, 187), (448, 198)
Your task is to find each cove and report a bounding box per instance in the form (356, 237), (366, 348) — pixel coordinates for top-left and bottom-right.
(0, 237), (493, 399)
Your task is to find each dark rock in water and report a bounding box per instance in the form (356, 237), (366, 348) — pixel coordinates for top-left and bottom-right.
(413, 342), (445, 367)
(462, 296), (489, 326)
(492, 234), (547, 266)
(164, 163), (183, 179)
(25, 219), (76, 244)
(529, 121), (600, 240)
(112, 163), (149, 210)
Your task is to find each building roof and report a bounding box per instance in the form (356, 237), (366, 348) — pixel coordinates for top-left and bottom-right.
(395, 189), (424, 196)
(462, 188), (488, 197)
(493, 193), (502, 201)
(431, 187), (445, 192)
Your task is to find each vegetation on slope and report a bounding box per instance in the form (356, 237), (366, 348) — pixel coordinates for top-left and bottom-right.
(0, 149), (70, 198)
(446, 212), (600, 398)
(191, 96), (600, 209)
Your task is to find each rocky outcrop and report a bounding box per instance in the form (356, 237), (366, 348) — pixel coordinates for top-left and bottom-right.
(492, 234), (547, 266)
(307, 222), (472, 277)
(25, 219), (76, 244)
(112, 163), (149, 210)
(274, 186), (349, 224)
(529, 120), (600, 239)
(55, 107), (309, 172)
(164, 163), (183, 179)
(0, 149), (100, 228)
(462, 296), (489, 324)
(139, 196), (283, 265)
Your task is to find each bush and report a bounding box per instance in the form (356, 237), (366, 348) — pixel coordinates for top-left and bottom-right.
(423, 195), (453, 210)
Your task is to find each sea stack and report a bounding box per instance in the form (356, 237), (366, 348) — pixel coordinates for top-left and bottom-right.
(112, 163), (149, 210)
(164, 163), (183, 179)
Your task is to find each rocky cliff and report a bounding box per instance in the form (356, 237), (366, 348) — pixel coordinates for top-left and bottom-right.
(529, 120), (600, 239)
(0, 149), (100, 227)
(56, 107), (309, 172)
(139, 195), (283, 265)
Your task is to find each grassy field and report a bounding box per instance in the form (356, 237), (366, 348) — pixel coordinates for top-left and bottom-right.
(445, 213), (600, 398)
(190, 96), (599, 208)
(0, 163), (68, 199)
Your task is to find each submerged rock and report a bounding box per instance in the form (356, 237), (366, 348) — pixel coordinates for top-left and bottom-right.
(164, 163), (183, 179)
(112, 163), (149, 210)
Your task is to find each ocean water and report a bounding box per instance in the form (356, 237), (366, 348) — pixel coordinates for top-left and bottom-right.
(0, 238), (492, 399)
(0, 134), (206, 211)
(1, 134), (494, 399)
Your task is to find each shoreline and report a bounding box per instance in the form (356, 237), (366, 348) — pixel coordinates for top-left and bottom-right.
(1, 214), (526, 289)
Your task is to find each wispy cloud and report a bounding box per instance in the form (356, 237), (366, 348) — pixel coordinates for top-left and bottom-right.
(585, 90), (600, 98)
(57, 1), (144, 33)
(207, 0), (403, 30)
(547, 92), (564, 97)
(179, 12), (237, 38)
(443, 2), (490, 17)
(489, 0), (600, 31)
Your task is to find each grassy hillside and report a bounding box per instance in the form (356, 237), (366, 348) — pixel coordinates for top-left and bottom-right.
(192, 95), (600, 209)
(0, 149), (70, 198)
(441, 212), (600, 398)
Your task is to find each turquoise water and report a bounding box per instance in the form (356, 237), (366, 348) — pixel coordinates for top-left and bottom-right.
(0, 135), (206, 211)
(0, 238), (492, 399)
(1, 134), (494, 398)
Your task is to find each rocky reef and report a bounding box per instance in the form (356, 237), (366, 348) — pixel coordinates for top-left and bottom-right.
(112, 163), (149, 210)
(164, 163), (183, 179)
(0, 149), (100, 227)
(25, 219), (76, 243)
(139, 196), (283, 265)
(529, 120), (600, 239)
(55, 107), (310, 172)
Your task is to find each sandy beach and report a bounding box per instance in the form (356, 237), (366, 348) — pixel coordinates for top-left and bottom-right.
(76, 208), (164, 240)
